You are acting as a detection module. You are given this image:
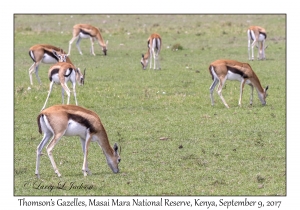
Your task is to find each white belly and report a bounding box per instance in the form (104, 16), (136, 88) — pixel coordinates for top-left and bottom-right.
(64, 119), (87, 139)
(258, 34), (266, 41)
(227, 71), (252, 85)
(51, 74), (61, 84)
(42, 53), (58, 64)
(227, 71), (243, 81)
(79, 32), (91, 39)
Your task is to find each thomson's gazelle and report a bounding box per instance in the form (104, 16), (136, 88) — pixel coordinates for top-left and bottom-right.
(209, 59), (268, 108)
(36, 104), (121, 178)
(41, 62), (85, 111)
(68, 24), (108, 56)
(141, 33), (162, 70)
(247, 26), (267, 60)
(28, 44), (71, 85)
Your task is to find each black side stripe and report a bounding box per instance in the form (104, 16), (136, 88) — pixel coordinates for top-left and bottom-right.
(80, 29), (93, 37)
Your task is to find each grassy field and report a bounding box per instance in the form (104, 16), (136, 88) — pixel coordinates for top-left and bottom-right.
(14, 14), (286, 196)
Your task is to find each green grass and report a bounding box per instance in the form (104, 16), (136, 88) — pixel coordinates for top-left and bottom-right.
(14, 14), (286, 196)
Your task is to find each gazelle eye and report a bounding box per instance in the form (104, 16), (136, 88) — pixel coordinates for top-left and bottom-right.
(118, 158), (121, 163)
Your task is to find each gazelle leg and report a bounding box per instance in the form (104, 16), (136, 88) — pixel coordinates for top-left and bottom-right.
(76, 36), (83, 55)
(61, 87), (65, 104)
(217, 78), (229, 108)
(149, 50), (153, 69)
(153, 52), (156, 69)
(61, 83), (71, 104)
(251, 40), (257, 61)
(82, 130), (92, 176)
(72, 82), (78, 105)
(248, 39), (252, 61)
(261, 40), (266, 60)
(68, 36), (78, 56)
(156, 49), (161, 70)
(80, 137), (91, 175)
(41, 81), (54, 111)
(238, 80), (246, 106)
(29, 61), (42, 85)
(209, 78), (219, 106)
(90, 37), (96, 56)
(28, 63), (37, 85)
(46, 132), (66, 177)
(249, 84), (254, 105)
(35, 131), (53, 178)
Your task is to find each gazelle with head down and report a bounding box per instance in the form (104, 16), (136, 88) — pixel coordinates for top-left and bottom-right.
(247, 26), (267, 60)
(41, 62), (85, 111)
(141, 33), (162, 70)
(36, 104), (121, 178)
(28, 44), (71, 85)
(68, 24), (108, 56)
(209, 59), (268, 108)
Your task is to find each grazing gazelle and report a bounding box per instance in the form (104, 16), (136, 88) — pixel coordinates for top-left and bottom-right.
(41, 62), (85, 111)
(36, 104), (121, 178)
(209, 59), (268, 108)
(68, 24), (108, 56)
(28, 44), (71, 85)
(247, 26), (267, 60)
(141, 33), (162, 70)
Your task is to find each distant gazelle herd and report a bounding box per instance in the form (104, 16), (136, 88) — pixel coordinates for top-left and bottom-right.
(28, 23), (268, 178)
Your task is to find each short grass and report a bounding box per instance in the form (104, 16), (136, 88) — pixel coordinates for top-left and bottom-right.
(14, 14), (286, 196)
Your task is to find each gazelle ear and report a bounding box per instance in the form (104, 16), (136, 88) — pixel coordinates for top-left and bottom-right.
(113, 143), (118, 153)
(52, 50), (58, 57)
